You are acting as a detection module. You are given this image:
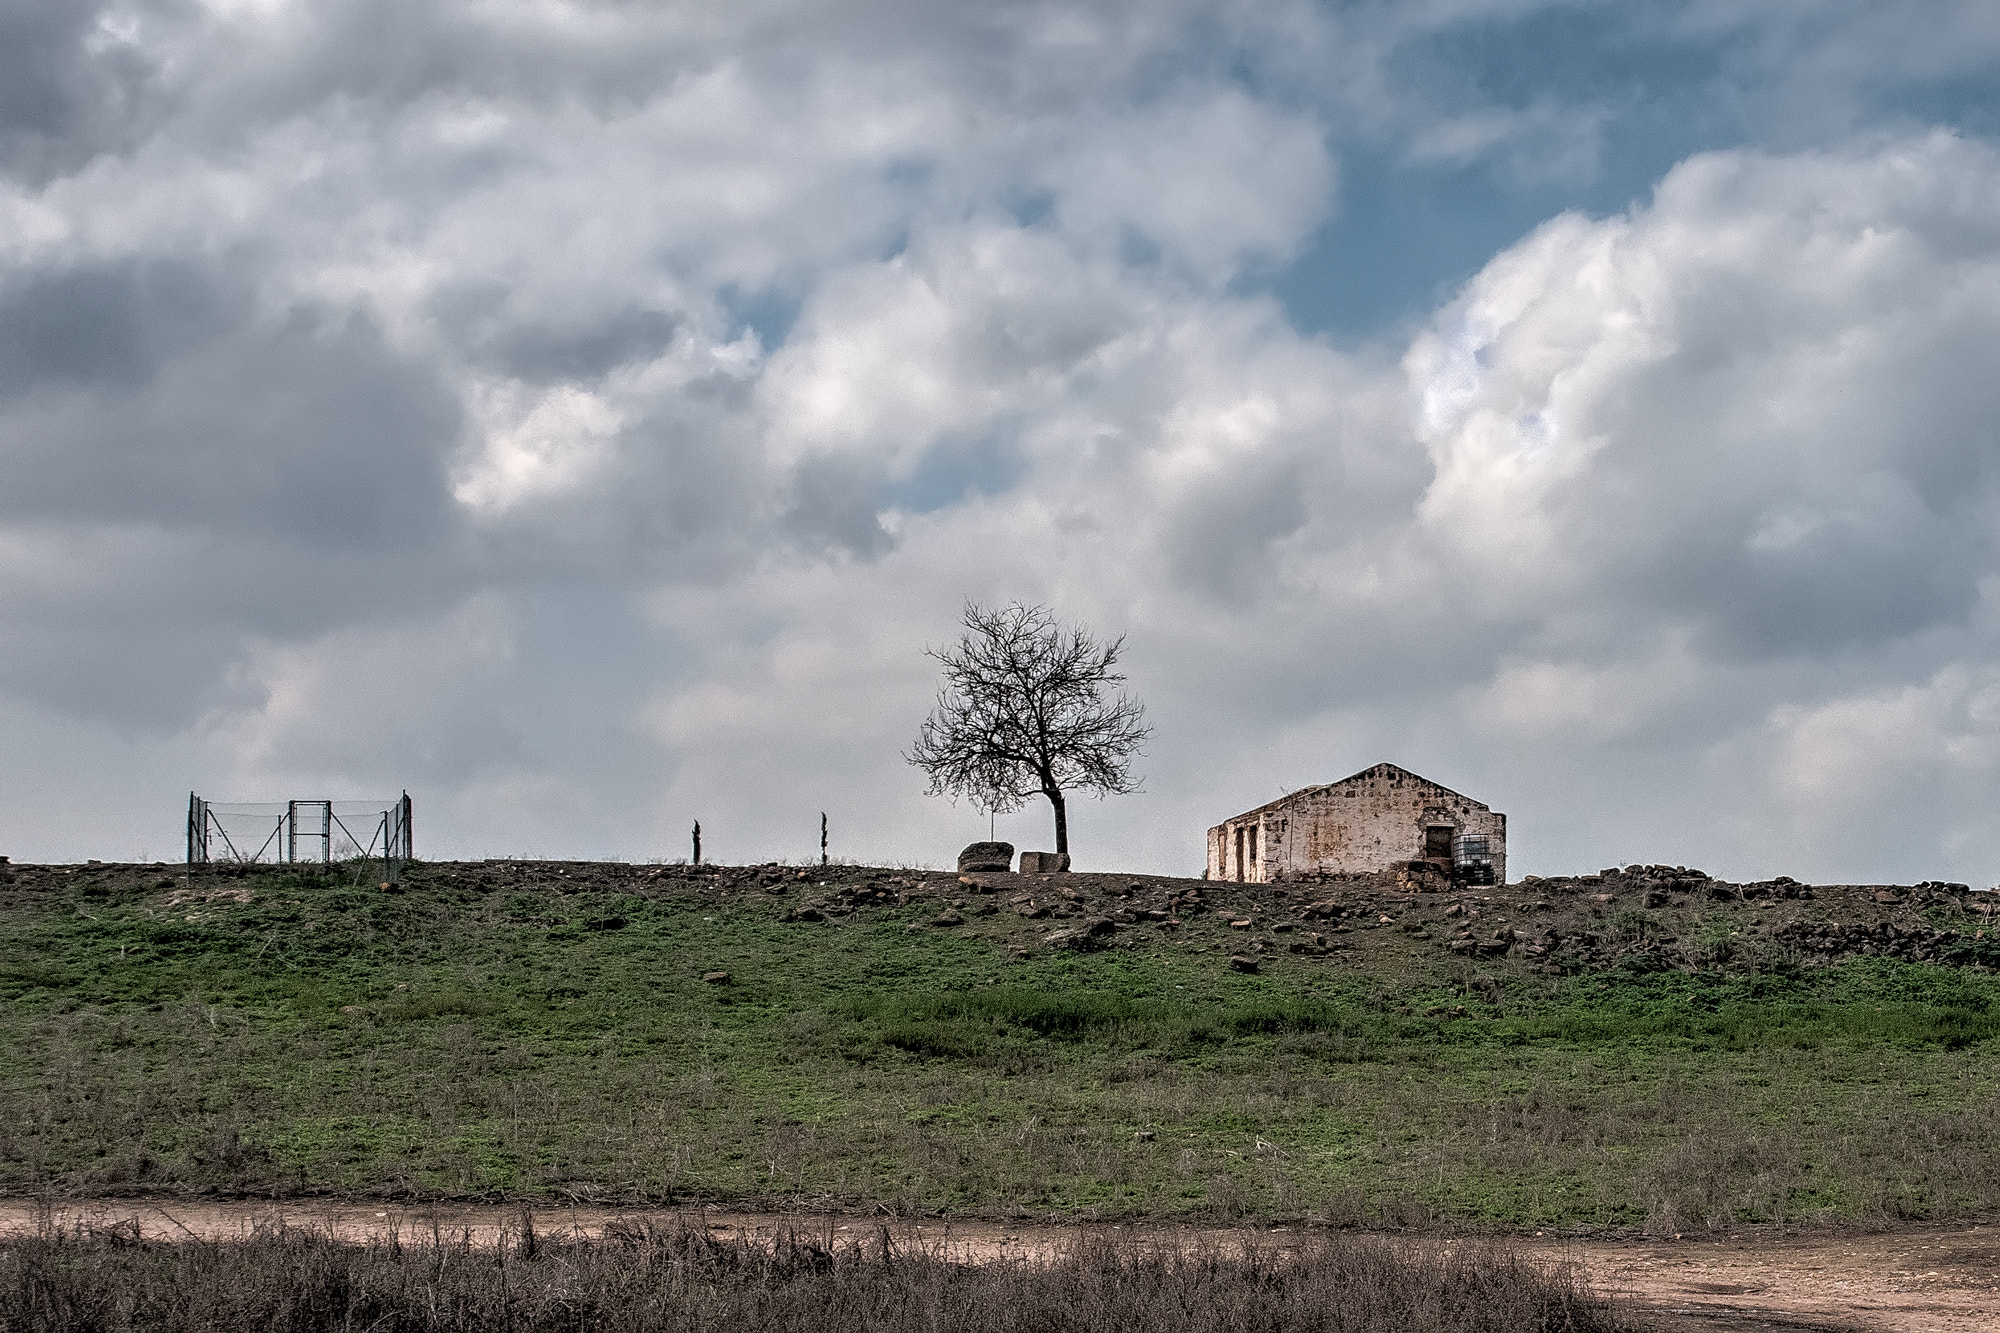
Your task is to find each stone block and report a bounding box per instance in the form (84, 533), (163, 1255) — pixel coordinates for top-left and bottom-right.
(1019, 851), (1071, 873)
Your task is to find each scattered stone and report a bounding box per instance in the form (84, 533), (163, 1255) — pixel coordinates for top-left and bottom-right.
(929, 911), (965, 927)
(1229, 918), (1252, 929)
(702, 971), (731, 985)
(1133, 1129), (1156, 1142)
(1227, 954), (1260, 973)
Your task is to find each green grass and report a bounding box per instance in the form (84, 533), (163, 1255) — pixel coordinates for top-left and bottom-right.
(2, 862), (1997, 1232)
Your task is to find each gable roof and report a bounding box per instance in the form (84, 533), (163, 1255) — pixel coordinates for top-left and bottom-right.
(1213, 762), (1487, 826)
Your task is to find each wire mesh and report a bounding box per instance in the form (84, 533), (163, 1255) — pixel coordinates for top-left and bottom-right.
(187, 793), (412, 872)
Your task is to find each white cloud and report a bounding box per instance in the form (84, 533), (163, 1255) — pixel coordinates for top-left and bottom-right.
(9, 2), (2000, 890)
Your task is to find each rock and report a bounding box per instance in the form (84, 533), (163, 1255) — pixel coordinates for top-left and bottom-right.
(1044, 927), (1105, 951)
(929, 911), (965, 927)
(1228, 918), (1253, 929)
(702, 971), (731, 985)
(1133, 1128), (1156, 1142)
(1393, 860), (1451, 892)
(1019, 851), (1071, 874)
(957, 841), (1014, 873)
(785, 906), (825, 923)
(1227, 954), (1261, 973)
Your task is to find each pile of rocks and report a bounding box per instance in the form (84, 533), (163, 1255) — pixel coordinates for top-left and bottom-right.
(1770, 918), (1999, 966)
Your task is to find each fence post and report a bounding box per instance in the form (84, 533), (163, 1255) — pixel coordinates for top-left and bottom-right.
(693, 821), (702, 866)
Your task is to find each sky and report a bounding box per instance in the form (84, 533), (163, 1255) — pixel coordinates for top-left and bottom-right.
(6, 1), (2000, 883)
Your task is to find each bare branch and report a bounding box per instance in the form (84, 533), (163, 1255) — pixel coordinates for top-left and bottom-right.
(905, 602), (1151, 855)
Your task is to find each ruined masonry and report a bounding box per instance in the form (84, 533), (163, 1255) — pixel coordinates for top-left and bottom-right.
(1207, 762), (1506, 886)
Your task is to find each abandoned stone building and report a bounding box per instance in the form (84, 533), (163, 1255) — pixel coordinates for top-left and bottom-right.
(1206, 763), (1506, 886)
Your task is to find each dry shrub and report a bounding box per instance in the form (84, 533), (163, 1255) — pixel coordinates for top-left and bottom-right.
(0, 1215), (1619, 1333)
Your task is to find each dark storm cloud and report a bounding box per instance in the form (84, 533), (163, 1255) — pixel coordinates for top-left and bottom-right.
(0, 0), (165, 185)
(0, 277), (461, 550)
(0, 258), (227, 393)
(1163, 456), (1307, 602)
(0, 248), (470, 728)
(438, 290), (682, 386)
(780, 455), (895, 561)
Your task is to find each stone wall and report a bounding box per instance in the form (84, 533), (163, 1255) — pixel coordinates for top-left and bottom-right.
(1206, 763), (1506, 885)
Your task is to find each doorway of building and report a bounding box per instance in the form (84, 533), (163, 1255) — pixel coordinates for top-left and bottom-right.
(1424, 825), (1455, 861)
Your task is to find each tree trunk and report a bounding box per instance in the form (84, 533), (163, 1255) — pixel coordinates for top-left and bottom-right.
(1047, 786), (1068, 855)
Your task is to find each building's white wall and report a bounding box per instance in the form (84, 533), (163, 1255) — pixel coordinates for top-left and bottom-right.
(1205, 764), (1506, 884)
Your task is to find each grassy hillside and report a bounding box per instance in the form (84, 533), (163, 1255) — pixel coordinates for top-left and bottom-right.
(1, 857), (1996, 1231)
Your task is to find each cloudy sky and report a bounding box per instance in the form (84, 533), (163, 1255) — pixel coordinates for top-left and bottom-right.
(6, 1), (2000, 883)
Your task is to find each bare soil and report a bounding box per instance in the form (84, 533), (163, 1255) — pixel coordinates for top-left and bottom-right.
(3, 1202), (1992, 1332)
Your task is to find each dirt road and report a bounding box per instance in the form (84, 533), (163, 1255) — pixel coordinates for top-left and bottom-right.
(1, 1200), (1993, 1332)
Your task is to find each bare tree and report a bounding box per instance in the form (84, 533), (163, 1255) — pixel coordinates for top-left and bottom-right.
(907, 602), (1150, 856)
